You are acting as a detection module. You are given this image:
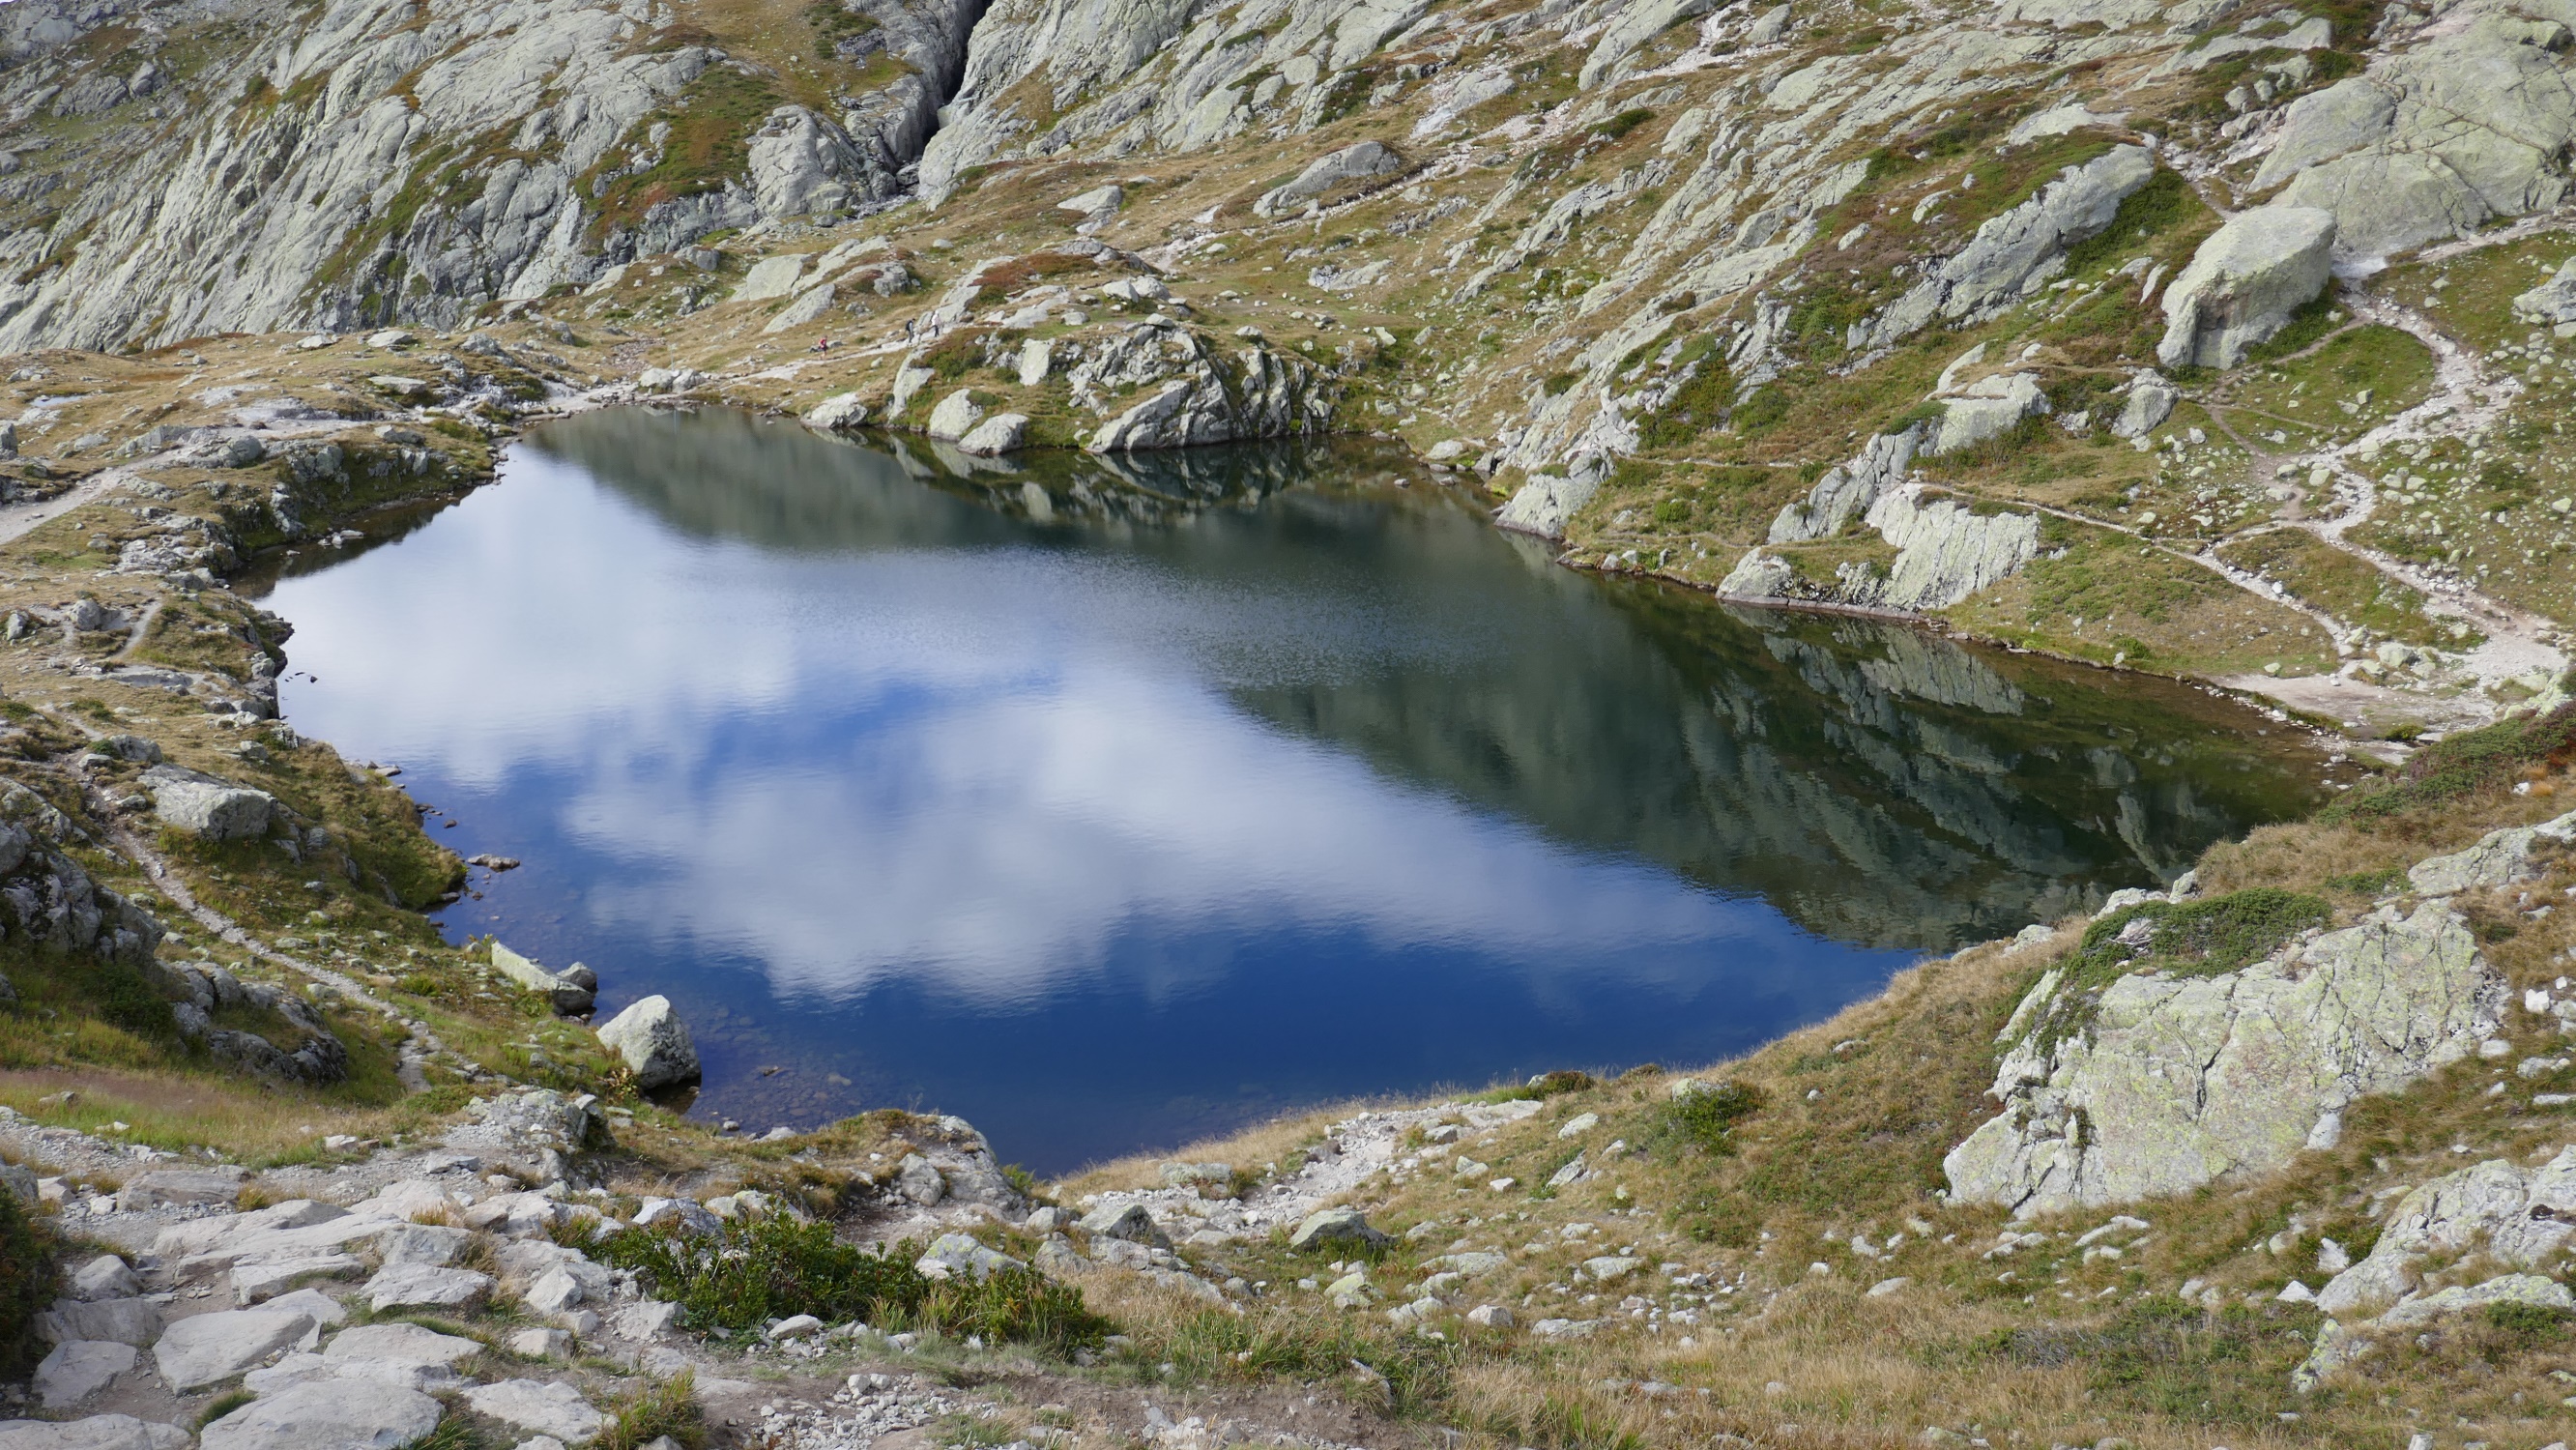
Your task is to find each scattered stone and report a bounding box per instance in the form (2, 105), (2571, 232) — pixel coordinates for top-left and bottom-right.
(34, 1341), (134, 1408)
(804, 393), (868, 431)
(595, 996), (700, 1089)
(151, 1307), (316, 1390)
(1465, 1304), (1516, 1328)
(955, 413), (1029, 456)
(1289, 1207), (1392, 1253)
(464, 1379), (606, 1443)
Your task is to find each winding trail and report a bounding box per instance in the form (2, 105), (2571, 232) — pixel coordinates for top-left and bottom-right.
(2185, 240), (2572, 721)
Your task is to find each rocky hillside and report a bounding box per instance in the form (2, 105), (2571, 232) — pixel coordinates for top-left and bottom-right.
(7, 0), (2576, 726)
(0, 0), (2568, 1445)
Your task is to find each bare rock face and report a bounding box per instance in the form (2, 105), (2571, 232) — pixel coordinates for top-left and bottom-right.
(2156, 207), (2338, 370)
(1496, 475), (1600, 538)
(1858, 145), (2158, 350)
(1769, 428), (1921, 544)
(0, 0), (986, 350)
(1074, 322), (1336, 451)
(2261, 17), (2576, 261)
(1945, 899), (2503, 1219)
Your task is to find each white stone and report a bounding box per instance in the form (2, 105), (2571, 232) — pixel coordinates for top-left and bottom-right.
(34, 1342), (133, 1408)
(595, 996), (699, 1090)
(140, 767), (275, 840)
(464, 1379), (606, 1443)
(0, 1415), (190, 1450)
(804, 393), (868, 430)
(508, 1327), (575, 1359)
(199, 1378), (443, 1450)
(67, 1256), (137, 1302)
(955, 413), (1029, 456)
(1494, 474), (1598, 537)
(362, 1262), (491, 1311)
(151, 1308), (316, 1390)
(733, 255), (807, 304)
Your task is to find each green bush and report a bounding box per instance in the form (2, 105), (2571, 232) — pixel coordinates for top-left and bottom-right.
(0, 1188), (56, 1377)
(1654, 1080), (1766, 1156)
(584, 1215), (1108, 1351)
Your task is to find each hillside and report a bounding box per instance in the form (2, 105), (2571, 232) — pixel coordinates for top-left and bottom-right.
(0, 0), (2556, 1444)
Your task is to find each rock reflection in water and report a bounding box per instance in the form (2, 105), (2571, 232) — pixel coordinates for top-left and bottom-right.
(265, 407), (2324, 1169)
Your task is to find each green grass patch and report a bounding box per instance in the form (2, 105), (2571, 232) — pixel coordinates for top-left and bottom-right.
(1650, 1080), (1765, 1157)
(2065, 169), (2199, 276)
(2325, 702), (2576, 822)
(584, 68), (783, 241)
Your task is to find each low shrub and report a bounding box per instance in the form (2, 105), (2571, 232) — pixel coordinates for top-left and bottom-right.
(1653, 1079), (1767, 1156)
(0, 1189), (56, 1377)
(2324, 702), (2576, 821)
(583, 1214), (1108, 1351)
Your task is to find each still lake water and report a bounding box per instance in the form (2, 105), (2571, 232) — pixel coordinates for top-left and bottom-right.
(261, 408), (2326, 1173)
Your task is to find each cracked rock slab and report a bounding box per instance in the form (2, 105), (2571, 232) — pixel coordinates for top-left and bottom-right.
(1946, 900), (2500, 1217)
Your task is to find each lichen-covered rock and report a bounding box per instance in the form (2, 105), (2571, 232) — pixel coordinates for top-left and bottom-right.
(1769, 428), (1921, 543)
(2109, 373), (2177, 439)
(2513, 258), (2576, 329)
(1856, 487), (2041, 611)
(2406, 810), (2576, 894)
(441, 1088), (613, 1182)
(1927, 372), (2049, 455)
(956, 413), (1030, 456)
(2316, 1147), (2576, 1315)
(1945, 900), (2502, 1218)
(2156, 208), (2338, 370)
(488, 942), (596, 1016)
(1859, 146), (2157, 349)
(2263, 17), (2576, 261)
(803, 393), (870, 431)
(1073, 322), (1335, 450)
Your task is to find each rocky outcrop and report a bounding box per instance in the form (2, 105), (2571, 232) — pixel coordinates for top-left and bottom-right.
(0, 0), (985, 349)
(1073, 322), (1336, 451)
(1769, 428), (1921, 544)
(2406, 811), (2576, 894)
(2315, 1147), (2576, 1316)
(1945, 899), (2502, 1218)
(1926, 372), (2049, 455)
(2257, 16), (2576, 261)
(0, 783), (159, 971)
(1495, 474), (1600, 537)
(1856, 487), (2041, 610)
(2513, 257), (2576, 331)
(2156, 207), (2337, 370)
(1856, 146), (2157, 350)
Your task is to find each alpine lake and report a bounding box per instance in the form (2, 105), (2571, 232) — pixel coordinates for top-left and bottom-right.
(256, 407), (2332, 1174)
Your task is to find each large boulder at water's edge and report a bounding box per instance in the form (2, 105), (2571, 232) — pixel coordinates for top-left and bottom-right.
(595, 996), (700, 1090)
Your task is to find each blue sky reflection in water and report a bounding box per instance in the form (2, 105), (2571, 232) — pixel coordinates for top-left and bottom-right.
(260, 409), (2326, 1173)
